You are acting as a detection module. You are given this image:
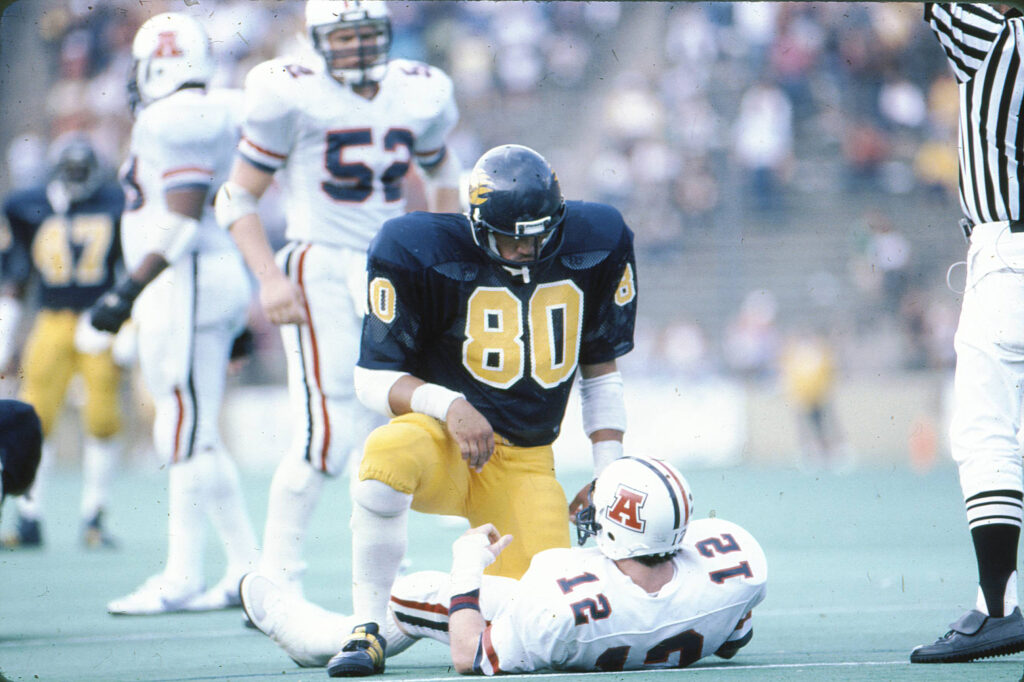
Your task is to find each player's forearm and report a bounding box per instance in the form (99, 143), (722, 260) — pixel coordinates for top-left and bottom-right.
(228, 214), (282, 283)
(449, 609), (485, 674)
(579, 361), (626, 474)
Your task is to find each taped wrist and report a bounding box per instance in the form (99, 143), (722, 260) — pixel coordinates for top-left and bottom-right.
(592, 440), (623, 477)
(449, 589), (481, 615)
(449, 533), (494, 595)
(411, 383), (464, 422)
(580, 371), (626, 436)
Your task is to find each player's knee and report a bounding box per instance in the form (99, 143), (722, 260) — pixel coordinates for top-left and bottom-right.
(359, 421), (432, 487)
(352, 478), (411, 517)
(83, 407), (120, 439)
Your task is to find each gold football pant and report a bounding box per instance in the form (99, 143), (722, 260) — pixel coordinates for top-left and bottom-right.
(19, 309), (121, 438)
(358, 412), (571, 578)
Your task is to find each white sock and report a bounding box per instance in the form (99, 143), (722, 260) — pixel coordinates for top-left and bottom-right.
(258, 458), (324, 596)
(16, 441), (55, 521)
(166, 456), (207, 590)
(350, 492), (409, 627)
(196, 447), (259, 577)
(80, 436), (119, 521)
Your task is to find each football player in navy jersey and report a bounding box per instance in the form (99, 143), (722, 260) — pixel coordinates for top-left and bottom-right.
(327, 144), (638, 677)
(0, 133), (125, 549)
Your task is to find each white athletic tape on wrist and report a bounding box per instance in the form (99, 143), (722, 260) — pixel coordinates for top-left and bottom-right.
(449, 533), (494, 595)
(214, 181), (259, 230)
(592, 440), (623, 477)
(410, 383), (464, 422)
(353, 366), (408, 418)
(0, 296), (23, 368)
(580, 371), (626, 436)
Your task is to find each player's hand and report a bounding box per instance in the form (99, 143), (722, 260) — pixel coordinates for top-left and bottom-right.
(259, 274), (306, 325)
(459, 524), (514, 563)
(90, 279), (144, 333)
(568, 480), (595, 522)
(445, 399), (495, 473)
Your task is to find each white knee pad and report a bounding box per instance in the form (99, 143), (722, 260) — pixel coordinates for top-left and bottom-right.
(352, 479), (411, 517)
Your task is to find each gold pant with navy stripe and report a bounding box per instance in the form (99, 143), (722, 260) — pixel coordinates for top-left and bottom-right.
(358, 412), (571, 579)
(19, 309), (121, 438)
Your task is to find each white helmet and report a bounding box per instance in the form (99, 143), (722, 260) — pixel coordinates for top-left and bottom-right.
(576, 456), (694, 560)
(306, 0), (391, 85)
(129, 13), (214, 109)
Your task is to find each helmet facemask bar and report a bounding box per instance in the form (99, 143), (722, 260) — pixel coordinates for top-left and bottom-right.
(575, 481), (601, 546)
(311, 17), (391, 86)
(472, 203), (567, 269)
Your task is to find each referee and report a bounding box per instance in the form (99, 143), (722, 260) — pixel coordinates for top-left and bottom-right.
(912, 2), (1024, 664)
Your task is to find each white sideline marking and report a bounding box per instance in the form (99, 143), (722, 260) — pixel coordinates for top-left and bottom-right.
(388, 661), (909, 681)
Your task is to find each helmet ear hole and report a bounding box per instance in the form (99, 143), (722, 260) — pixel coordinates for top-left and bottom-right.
(607, 532), (615, 542)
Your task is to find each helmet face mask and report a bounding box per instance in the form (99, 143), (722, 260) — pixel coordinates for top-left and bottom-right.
(306, 1), (391, 86)
(129, 13), (215, 110)
(48, 135), (102, 204)
(575, 457), (694, 561)
(468, 144), (568, 272)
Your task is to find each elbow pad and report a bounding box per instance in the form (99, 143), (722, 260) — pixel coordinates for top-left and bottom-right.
(580, 371), (626, 436)
(353, 366), (408, 417)
(214, 181), (259, 231)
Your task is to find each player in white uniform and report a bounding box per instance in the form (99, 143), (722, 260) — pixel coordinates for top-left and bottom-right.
(238, 456), (768, 676)
(215, 0), (462, 599)
(90, 12), (259, 615)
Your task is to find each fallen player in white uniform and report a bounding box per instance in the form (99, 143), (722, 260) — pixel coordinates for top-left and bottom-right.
(240, 455), (767, 675)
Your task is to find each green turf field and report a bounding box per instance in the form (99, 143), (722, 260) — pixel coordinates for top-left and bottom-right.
(2, 462), (1023, 682)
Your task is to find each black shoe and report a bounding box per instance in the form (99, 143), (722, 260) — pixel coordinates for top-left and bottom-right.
(715, 630), (753, 659)
(82, 511), (118, 549)
(910, 607), (1024, 663)
(326, 623), (387, 677)
(1, 516), (42, 549)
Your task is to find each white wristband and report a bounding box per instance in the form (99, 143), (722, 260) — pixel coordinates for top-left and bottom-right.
(410, 383), (464, 422)
(449, 533), (494, 595)
(214, 181), (259, 231)
(592, 440), (623, 477)
(0, 296), (23, 368)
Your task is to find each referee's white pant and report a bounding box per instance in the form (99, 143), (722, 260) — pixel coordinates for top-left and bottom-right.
(952, 220), (1024, 508)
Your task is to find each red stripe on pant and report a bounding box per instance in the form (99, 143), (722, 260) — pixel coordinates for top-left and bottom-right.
(295, 244), (331, 471)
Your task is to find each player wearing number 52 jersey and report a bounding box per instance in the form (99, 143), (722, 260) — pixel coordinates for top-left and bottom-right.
(328, 144), (637, 676)
(240, 457), (766, 675)
(0, 134), (124, 551)
(216, 0), (463, 602)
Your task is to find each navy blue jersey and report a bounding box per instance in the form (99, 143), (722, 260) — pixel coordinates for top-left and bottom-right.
(359, 200), (637, 446)
(0, 182), (124, 311)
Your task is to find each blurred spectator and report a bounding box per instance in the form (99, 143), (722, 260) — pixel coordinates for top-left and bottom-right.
(723, 290), (781, 381)
(778, 327), (848, 469)
(733, 76), (793, 213)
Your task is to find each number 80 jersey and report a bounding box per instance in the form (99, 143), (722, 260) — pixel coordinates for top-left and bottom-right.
(358, 201), (638, 447)
(238, 55), (458, 251)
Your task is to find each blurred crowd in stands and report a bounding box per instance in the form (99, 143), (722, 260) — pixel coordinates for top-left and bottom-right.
(2, 1), (966, 387)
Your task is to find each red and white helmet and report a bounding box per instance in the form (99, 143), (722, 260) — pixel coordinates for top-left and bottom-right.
(129, 13), (215, 109)
(306, 0), (391, 85)
(576, 456), (694, 560)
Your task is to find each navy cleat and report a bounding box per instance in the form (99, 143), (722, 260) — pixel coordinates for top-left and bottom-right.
(1, 516), (42, 549)
(327, 623), (387, 677)
(715, 630), (753, 660)
(911, 607), (1024, 663)
(82, 510), (118, 549)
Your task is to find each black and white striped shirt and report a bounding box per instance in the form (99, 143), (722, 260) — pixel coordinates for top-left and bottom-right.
(925, 3), (1024, 224)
